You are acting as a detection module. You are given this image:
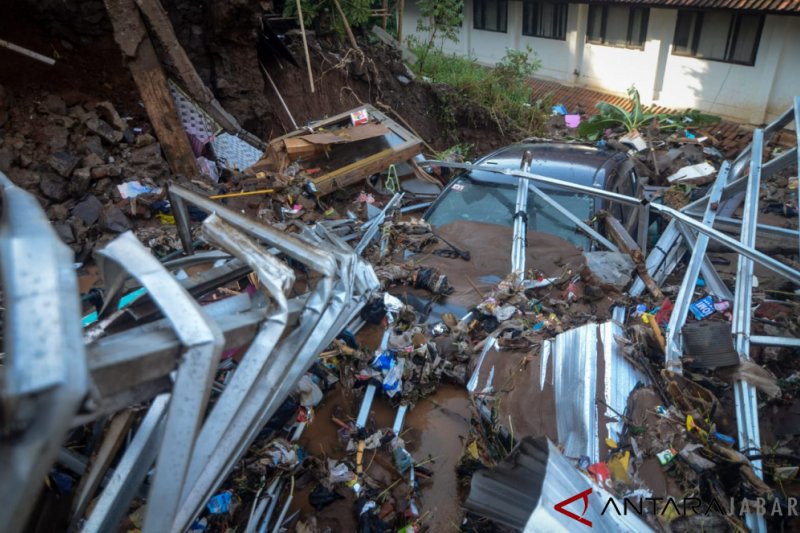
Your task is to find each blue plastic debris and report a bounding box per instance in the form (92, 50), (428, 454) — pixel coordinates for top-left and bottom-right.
(371, 351), (395, 372)
(696, 278), (706, 287)
(189, 518), (208, 531)
(50, 470), (74, 494)
(552, 104), (568, 115)
(712, 432), (736, 447)
(206, 491), (232, 515)
(689, 295), (715, 320)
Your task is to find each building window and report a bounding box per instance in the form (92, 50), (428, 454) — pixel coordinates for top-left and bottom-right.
(474, 0), (508, 33)
(586, 5), (649, 49)
(523, 1), (568, 40)
(672, 11), (763, 66)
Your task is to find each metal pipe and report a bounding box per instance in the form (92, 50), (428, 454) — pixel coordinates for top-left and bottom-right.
(664, 163), (730, 369)
(418, 160), (645, 207)
(527, 182), (618, 252)
(0, 38), (56, 65)
(750, 335), (800, 348)
(648, 202), (800, 285)
(731, 128), (766, 533)
(512, 152), (532, 282)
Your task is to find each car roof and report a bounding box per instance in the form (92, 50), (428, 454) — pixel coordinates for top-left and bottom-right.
(466, 142), (626, 189)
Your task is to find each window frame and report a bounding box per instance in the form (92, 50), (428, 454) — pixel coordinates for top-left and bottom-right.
(586, 5), (650, 50)
(473, 0), (509, 33)
(671, 10), (764, 66)
(522, 1), (569, 41)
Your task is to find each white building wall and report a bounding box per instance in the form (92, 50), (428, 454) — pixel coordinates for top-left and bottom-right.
(518, 3), (577, 82)
(403, 1), (799, 124)
(578, 8), (675, 102)
(656, 13), (790, 123)
(765, 15), (800, 121)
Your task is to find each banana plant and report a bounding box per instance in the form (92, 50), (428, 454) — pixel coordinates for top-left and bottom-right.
(577, 86), (719, 141)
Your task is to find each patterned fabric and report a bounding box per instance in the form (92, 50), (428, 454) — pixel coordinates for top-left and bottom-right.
(168, 80), (264, 175)
(211, 133), (263, 172)
(168, 81), (218, 144)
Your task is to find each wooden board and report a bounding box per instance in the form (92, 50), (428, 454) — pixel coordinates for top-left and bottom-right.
(105, 0), (198, 177)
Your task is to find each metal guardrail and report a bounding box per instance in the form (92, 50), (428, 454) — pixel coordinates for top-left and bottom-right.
(0, 175), (379, 532)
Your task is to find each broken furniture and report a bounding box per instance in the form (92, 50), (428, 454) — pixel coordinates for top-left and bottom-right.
(250, 105), (423, 196)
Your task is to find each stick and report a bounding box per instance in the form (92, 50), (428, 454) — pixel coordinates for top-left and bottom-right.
(259, 63), (298, 130)
(397, 0), (405, 43)
(0, 38), (55, 65)
(295, 0), (315, 93)
(332, 0), (360, 52)
(209, 188), (275, 200)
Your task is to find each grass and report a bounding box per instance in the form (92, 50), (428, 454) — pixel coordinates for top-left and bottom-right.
(410, 45), (550, 137)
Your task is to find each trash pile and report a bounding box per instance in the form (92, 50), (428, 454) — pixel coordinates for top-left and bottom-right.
(0, 87), (186, 261)
(3, 2), (800, 531)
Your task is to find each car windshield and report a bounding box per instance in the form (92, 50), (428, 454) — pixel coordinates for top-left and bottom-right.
(426, 172), (595, 250)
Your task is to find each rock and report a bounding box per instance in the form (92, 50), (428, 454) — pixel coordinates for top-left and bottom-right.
(47, 202), (71, 221)
(90, 164), (122, 179)
(135, 133), (157, 147)
(40, 94), (67, 116)
(53, 222), (75, 244)
(41, 124), (70, 151)
(100, 204), (132, 233)
(82, 152), (104, 168)
(48, 151), (80, 177)
(68, 216), (89, 242)
(7, 167), (40, 188)
(85, 118), (123, 144)
(51, 115), (78, 130)
(396, 75), (411, 85)
(68, 104), (92, 122)
(72, 195), (103, 225)
(94, 101), (127, 131)
(94, 178), (113, 196)
(129, 142), (163, 167)
(39, 173), (69, 201)
(583, 251), (636, 291)
(0, 148), (15, 172)
(69, 168), (93, 197)
(122, 128), (135, 144)
(82, 135), (107, 159)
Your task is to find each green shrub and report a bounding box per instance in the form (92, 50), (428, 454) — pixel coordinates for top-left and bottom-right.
(410, 45), (547, 136)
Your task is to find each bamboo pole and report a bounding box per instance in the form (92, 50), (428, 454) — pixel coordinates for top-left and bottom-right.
(295, 0), (315, 93)
(397, 0), (404, 43)
(0, 38), (55, 65)
(332, 0), (360, 52)
(382, 0), (389, 28)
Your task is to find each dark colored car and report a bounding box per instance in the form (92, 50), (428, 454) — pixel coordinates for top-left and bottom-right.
(423, 143), (639, 249)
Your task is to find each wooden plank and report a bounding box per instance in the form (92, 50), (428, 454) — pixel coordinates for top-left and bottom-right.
(601, 211), (664, 300)
(104, 0), (198, 177)
(135, 0), (263, 148)
(312, 141), (422, 195)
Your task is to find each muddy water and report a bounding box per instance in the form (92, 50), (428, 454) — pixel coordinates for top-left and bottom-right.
(292, 320), (473, 530)
(402, 387), (472, 530)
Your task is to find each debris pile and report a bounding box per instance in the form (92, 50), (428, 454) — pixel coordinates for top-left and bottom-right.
(2, 2), (800, 533)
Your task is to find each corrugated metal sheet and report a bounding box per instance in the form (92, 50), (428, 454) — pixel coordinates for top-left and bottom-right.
(464, 437), (650, 532)
(575, 0), (800, 13)
(602, 307), (650, 444)
(551, 320), (600, 461)
(547, 307), (649, 462)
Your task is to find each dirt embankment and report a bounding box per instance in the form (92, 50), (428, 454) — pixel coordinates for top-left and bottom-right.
(2, 0), (510, 155)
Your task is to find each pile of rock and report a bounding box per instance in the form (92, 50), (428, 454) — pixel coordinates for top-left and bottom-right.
(0, 85), (172, 261)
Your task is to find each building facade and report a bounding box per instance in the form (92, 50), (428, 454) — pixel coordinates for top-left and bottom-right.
(402, 0), (800, 124)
